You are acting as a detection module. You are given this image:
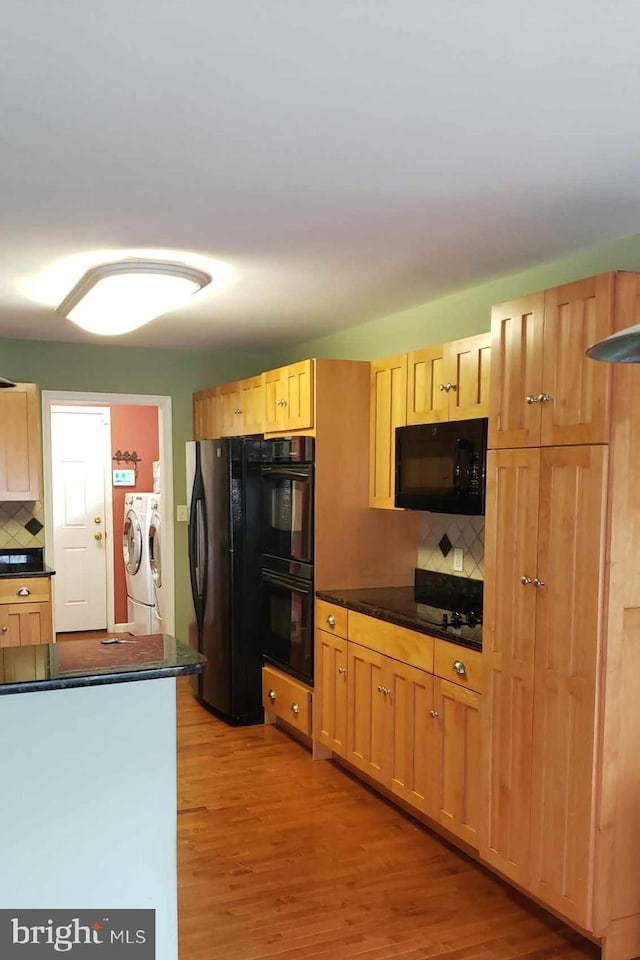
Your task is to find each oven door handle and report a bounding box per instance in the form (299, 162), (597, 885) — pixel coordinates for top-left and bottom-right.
(262, 569), (312, 593)
(261, 466), (312, 480)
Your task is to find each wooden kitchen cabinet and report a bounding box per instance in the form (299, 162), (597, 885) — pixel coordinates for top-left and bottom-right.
(317, 629), (348, 757)
(406, 333), (491, 426)
(192, 387), (218, 439)
(263, 359), (313, 434)
(238, 375), (264, 434)
(431, 676), (481, 847)
(346, 641), (388, 785)
(0, 382), (41, 500)
(489, 273), (613, 449)
(387, 657), (434, 814)
(0, 576), (53, 647)
(482, 444), (607, 928)
(369, 354), (407, 509)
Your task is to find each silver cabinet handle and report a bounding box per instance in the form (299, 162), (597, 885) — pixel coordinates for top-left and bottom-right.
(439, 383), (447, 392)
(268, 688), (276, 702)
(233, 407), (242, 415)
(326, 614), (336, 627)
(291, 702), (300, 716)
(526, 395), (539, 405)
(521, 576), (533, 585)
(430, 709), (439, 719)
(377, 684), (384, 693)
(1, 626), (7, 633)
(537, 393), (552, 403)
(452, 660), (467, 676)
(338, 666), (346, 675)
(447, 382), (457, 392)
(533, 578), (545, 588)
(17, 587), (31, 597)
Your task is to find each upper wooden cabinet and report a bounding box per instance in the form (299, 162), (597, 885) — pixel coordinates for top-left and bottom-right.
(369, 354), (407, 509)
(407, 333), (491, 425)
(489, 273), (614, 449)
(370, 335), (491, 509)
(263, 360), (314, 434)
(192, 387), (218, 440)
(193, 376), (264, 439)
(0, 382), (41, 501)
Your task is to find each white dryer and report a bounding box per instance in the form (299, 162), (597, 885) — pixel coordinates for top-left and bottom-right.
(123, 493), (159, 635)
(148, 495), (164, 633)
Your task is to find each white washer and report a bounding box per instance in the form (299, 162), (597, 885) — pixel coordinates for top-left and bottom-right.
(148, 495), (164, 633)
(123, 492), (159, 635)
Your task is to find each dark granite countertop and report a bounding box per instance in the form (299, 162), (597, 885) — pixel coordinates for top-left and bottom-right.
(0, 634), (205, 696)
(316, 586), (482, 651)
(0, 548), (55, 578)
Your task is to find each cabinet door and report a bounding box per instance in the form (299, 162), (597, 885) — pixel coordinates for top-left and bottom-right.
(481, 448), (540, 886)
(239, 375), (264, 435)
(406, 346), (448, 425)
(0, 602), (52, 647)
(347, 642), (388, 785)
(279, 360), (313, 432)
(541, 273), (613, 446)
(431, 677), (482, 848)
(387, 658), (434, 814)
(0, 382), (40, 500)
(528, 444), (607, 929)
(192, 388), (218, 439)
(447, 333), (491, 421)
(488, 294), (544, 449)
(263, 367), (282, 433)
(217, 382), (243, 437)
(369, 355), (407, 509)
(317, 630), (348, 757)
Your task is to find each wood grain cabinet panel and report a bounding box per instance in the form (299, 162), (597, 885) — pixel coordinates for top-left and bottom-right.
(388, 658), (434, 814)
(263, 360), (314, 434)
(0, 602), (52, 647)
(406, 334), (491, 427)
(192, 388), (219, 440)
(369, 355), (407, 509)
(489, 273), (614, 449)
(431, 677), (481, 847)
(317, 630), (348, 758)
(346, 642), (388, 785)
(0, 382), (41, 500)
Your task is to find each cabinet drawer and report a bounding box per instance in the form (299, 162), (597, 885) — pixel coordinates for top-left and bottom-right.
(434, 639), (483, 693)
(348, 611), (434, 673)
(316, 600), (348, 639)
(0, 578), (51, 605)
(262, 665), (312, 735)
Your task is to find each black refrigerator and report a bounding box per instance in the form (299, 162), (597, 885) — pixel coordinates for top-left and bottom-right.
(186, 437), (264, 724)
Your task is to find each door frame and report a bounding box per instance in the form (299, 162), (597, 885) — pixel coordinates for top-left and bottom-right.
(42, 391), (174, 637)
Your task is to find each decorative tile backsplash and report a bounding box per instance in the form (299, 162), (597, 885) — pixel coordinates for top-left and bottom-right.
(418, 512), (484, 580)
(0, 501), (45, 548)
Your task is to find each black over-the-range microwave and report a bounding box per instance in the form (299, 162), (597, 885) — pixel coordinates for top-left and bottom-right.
(394, 417), (488, 514)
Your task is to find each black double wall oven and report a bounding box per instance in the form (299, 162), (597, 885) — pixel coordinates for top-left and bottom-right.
(260, 437), (315, 685)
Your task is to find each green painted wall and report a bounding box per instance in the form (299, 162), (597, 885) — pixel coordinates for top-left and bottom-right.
(280, 231), (640, 362)
(0, 337), (273, 642)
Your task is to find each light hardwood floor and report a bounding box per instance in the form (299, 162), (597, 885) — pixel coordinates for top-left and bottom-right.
(176, 681), (599, 960)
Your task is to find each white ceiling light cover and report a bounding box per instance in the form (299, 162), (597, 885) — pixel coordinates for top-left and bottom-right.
(57, 259), (212, 335)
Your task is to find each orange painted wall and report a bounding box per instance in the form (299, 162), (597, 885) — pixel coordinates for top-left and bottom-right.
(111, 405), (159, 624)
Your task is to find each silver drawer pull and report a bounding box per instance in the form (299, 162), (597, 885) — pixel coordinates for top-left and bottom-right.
(521, 576), (533, 585)
(268, 688), (276, 703)
(430, 709), (439, 719)
(525, 395), (539, 405)
(291, 702), (300, 716)
(17, 587), (31, 597)
(338, 666), (346, 675)
(537, 393), (552, 403)
(452, 660), (467, 676)
(533, 578), (545, 588)
(326, 614), (336, 627)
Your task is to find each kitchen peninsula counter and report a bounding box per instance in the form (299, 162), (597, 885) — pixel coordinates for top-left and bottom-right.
(0, 635), (204, 960)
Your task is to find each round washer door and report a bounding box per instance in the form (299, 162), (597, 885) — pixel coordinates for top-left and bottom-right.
(149, 511), (161, 587)
(123, 510), (143, 575)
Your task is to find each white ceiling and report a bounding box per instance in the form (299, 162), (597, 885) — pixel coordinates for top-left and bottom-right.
(3, 0), (640, 351)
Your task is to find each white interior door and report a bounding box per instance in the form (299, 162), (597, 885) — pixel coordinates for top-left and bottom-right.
(51, 406), (110, 632)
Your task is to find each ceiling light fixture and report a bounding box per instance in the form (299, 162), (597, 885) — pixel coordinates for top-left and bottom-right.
(57, 258), (212, 336)
(0, 377), (16, 388)
(587, 323), (640, 363)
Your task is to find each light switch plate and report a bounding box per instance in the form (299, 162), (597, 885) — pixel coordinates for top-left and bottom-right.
(453, 548), (464, 572)
(176, 504), (188, 522)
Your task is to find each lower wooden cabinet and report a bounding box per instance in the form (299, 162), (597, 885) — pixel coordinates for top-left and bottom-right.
(317, 603), (482, 848)
(0, 577), (53, 648)
(262, 664), (312, 736)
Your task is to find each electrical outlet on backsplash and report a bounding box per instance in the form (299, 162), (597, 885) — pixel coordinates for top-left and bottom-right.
(417, 512), (484, 580)
(0, 501), (45, 548)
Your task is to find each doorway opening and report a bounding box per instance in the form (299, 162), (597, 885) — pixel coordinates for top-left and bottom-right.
(42, 391), (174, 638)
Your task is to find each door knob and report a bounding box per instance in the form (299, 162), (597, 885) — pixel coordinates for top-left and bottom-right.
(326, 614), (336, 627)
(94, 516), (102, 524)
(1, 626), (7, 633)
(525, 395), (539, 405)
(537, 394), (552, 403)
(452, 660), (467, 676)
(533, 578), (545, 588)
(521, 576), (533, 585)
(94, 532), (103, 541)
(429, 709), (439, 719)
(268, 688), (276, 702)
(291, 702), (300, 716)
(338, 666), (346, 675)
